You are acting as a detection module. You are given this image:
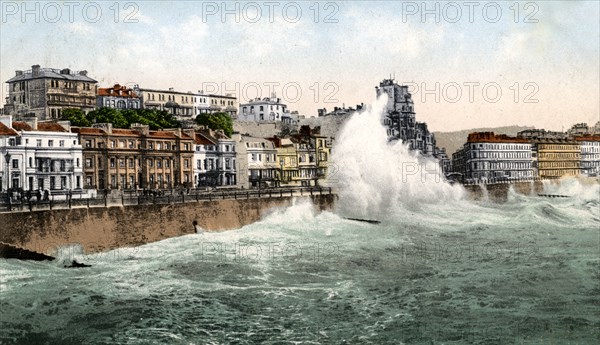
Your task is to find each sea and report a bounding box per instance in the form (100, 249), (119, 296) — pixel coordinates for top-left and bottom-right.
(1, 96), (598, 344)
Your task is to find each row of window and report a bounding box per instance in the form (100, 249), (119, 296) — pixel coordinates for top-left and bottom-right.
(196, 158), (234, 171)
(538, 162), (580, 168)
(84, 139), (190, 151)
(471, 151), (531, 159)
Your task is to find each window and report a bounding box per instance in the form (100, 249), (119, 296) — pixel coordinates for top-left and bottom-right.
(184, 159), (189, 168)
(29, 157), (33, 167)
(48, 140), (54, 147)
(85, 158), (92, 168)
(59, 140), (65, 147)
(12, 159), (18, 169)
(85, 140), (92, 148)
(110, 158), (116, 168)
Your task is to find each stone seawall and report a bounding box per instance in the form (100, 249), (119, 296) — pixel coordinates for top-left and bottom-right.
(464, 181), (544, 202)
(0, 194), (336, 256)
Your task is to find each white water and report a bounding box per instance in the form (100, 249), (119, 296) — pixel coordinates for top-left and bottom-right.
(330, 94), (464, 219)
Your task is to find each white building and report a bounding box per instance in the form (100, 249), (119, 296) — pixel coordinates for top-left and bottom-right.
(576, 136), (600, 176)
(234, 134), (279, 189)
(0, 116), (84, 194)
(192, 129), (237, 188)
(238, 97), (297, 124)
(453, 132), (535, 184)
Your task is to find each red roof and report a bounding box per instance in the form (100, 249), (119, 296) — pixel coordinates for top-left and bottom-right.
(97, 84), (138, 98)
(71, 127), (104, 135)
(111, 129), (139, 137)
(574, 135), (600, 141)
(467, 132), (528, 143)
(195, 133), (216, 145)
(0, 122), (18, 136)
(12, 121), (33, 131)
(37, 122), (67, 132)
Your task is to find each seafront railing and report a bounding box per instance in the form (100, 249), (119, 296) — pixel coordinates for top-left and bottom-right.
(0, 187), (336, 213)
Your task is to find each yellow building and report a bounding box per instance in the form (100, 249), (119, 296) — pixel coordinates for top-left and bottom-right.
(534, 139), (580, 179)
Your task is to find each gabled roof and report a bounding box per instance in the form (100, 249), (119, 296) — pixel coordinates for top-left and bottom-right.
(0, 122), (18, 136)
(195, 133), (216, 145)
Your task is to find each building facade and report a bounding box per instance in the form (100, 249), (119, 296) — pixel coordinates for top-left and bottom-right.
(72, 123), (194, 191)
(452, 132), (534, 184)
(4, 65), (97, 120)
(135, 86), (238, 122)
(533, 139), (581, 179)
(375, 79), (447, 162)
(97, 84), (141, 110)
(575, 136), (600, 176)
(192, 129), (237, 188)
(0, 116), (84, 194)
(234, 135), (279, 189)
(239, 97), (294, 123)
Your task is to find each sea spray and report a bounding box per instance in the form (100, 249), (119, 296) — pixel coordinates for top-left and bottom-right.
(330, 94), (464, 219)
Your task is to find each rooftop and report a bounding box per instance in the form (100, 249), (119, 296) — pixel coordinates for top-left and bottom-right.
(7, 65), (97, 83)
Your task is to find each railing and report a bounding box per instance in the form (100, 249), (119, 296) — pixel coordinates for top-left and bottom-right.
(0, 186), (336, 213)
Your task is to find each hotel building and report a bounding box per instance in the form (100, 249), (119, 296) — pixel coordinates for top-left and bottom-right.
(4, 65), (97, 120)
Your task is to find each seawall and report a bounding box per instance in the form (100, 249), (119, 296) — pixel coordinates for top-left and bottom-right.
(0, 194), (336, 256)
(464, 181), (544, 202)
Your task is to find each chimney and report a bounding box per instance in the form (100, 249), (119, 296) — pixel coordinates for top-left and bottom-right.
(58, 120), (71, 132)
(0, 115), (12, 128)
(60, 68), (71, 75)
(15, 70), (23, 76)
(93, 123), (113, 134)
(79, 70), (88, 76)
(31, 65), (40, 77)
(25, 117), (38, 130)
(130, 123), (149, 136)
(183, 128), (196, 138)
(169, 87), (174, 91)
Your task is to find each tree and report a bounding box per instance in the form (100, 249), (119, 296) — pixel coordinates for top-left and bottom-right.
(195, 112), (233, 137)
(61, 108), (92, 127)
(87, 108), (128, 128)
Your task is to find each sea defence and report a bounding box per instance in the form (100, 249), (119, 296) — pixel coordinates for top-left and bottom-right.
(0, 193), (336, 257)
(463, 181), (544, 202)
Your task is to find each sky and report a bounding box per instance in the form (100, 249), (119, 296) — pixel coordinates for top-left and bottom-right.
(0, 0), (598, 132)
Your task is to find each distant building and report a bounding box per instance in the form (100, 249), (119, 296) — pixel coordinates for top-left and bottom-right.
(376, 79), (449, 173)
(97, 84), (141, 110)
(134, 86), (238, 122)
(533, 139), (580, 179)
(452, 132), (534, 184)
(317, 103), (364, 117)
(4, 65), (97, 120)
(238, 97), (298, 124)
(575, 135), (600, 176)
(517, 129), (567, 140)
(0, 115), (84, 193)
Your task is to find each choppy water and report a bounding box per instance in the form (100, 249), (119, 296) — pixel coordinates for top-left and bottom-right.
(1, 96), (599, 344)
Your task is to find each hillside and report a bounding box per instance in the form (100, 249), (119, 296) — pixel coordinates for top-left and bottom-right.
(434, 126), (535, 155)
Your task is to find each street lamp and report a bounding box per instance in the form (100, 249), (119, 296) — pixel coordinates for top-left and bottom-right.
(4, 152), (11, 190)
